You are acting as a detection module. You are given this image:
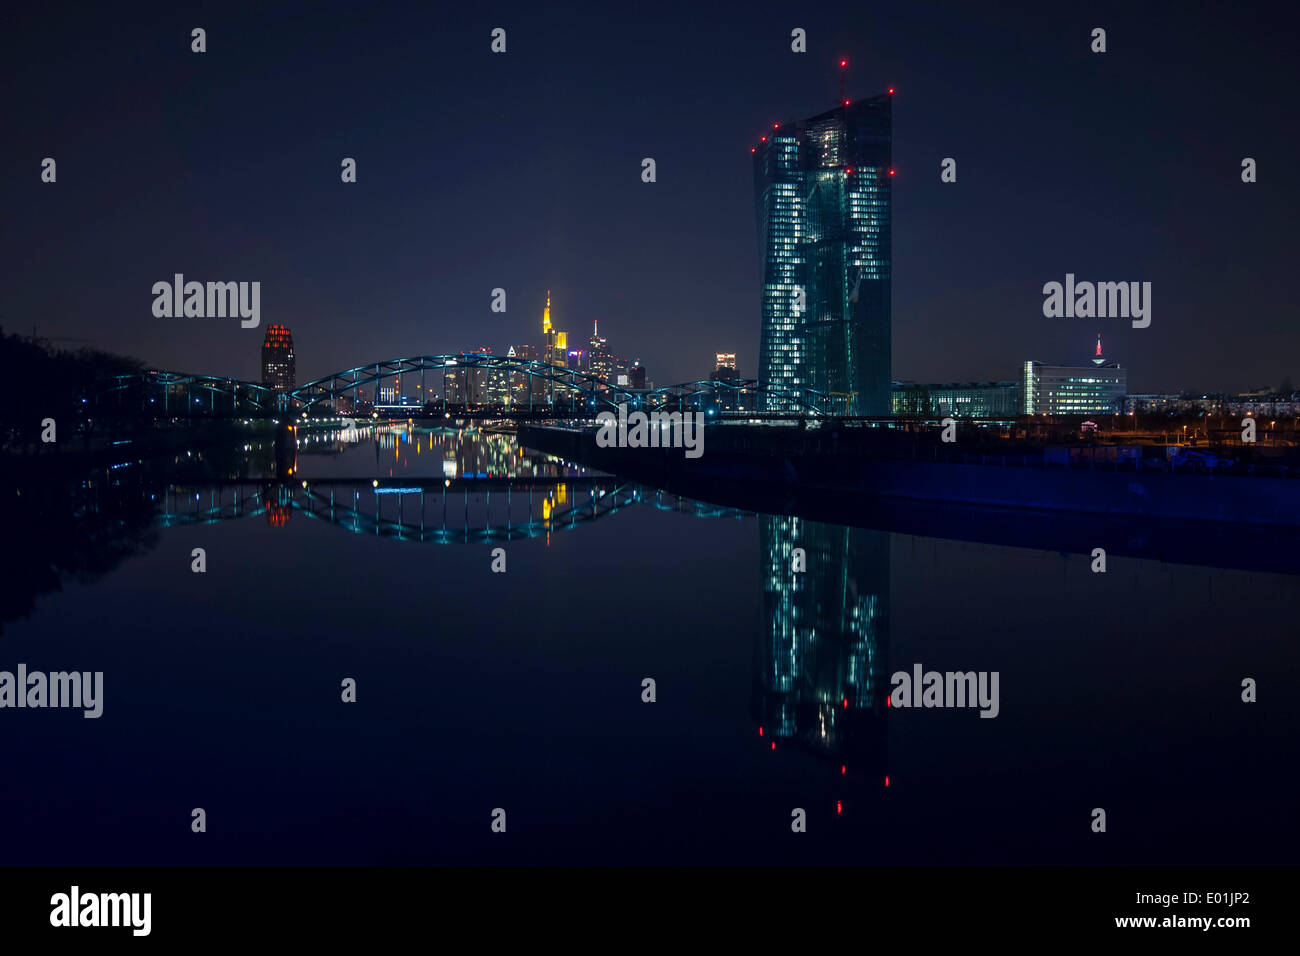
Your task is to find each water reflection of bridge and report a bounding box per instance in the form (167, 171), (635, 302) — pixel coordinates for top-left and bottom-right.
(156, 479), (749, 542)
(155, 478), (890, 781)
(14, 463), (889, 789)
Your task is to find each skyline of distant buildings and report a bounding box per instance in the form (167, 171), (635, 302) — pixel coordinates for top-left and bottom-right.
(892, 333), (1300, 420)
(247, 85), (1277, 420)
(339, 291), (658, 409)
(242, 81), (1275, 419)
(528, 290), (649, 392)
(258, 311), (1300, 420)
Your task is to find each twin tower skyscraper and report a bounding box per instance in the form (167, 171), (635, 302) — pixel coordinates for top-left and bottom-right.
(753, 92), (892, 415)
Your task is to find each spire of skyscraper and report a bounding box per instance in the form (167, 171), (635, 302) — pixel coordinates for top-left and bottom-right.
(543, 290), (552, 333)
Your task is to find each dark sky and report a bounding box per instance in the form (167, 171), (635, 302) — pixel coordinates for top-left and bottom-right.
(3, 0), (1296, 392)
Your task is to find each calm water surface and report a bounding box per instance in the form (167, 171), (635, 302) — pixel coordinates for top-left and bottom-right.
(3, 425), (1297, 865)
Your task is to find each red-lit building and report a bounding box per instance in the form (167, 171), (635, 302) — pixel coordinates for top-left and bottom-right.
(261, 324), (295, 391)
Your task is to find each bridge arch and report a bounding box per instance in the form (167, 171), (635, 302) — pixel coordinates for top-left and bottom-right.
(88, 370), (289, 418)
(292, 354), (641, 415)
(88, 357), (842, 420)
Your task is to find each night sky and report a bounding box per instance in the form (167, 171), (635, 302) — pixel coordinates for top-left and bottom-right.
(3, 0), (1295, 392)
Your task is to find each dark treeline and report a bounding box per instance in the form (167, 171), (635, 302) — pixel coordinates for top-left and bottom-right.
(0, 326), (144, 451)
(0, 470), (160, 633)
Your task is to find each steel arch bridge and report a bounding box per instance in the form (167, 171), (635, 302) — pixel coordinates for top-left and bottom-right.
(292, 354), (642, 415)
(90, 355), (843, 419)
(90, 370), (291, 417)
(294, 356), (843, 417)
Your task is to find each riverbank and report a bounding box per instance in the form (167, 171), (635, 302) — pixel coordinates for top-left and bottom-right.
(519, 423), (1300, 526)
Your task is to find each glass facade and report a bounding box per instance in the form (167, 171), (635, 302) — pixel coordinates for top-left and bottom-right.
(589, 321), (612, 384)
(507, 344), (545, 405)
(891, 381), (1020, 418)
(754, 95), (892, 414)
(1022, 361), (1127, 415)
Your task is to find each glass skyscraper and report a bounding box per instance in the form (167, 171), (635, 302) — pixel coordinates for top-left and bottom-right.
(753, 93), (892, 415)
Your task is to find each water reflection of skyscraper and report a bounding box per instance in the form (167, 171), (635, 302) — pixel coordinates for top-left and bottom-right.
(263, 485), (292, 527)
(755, 516), (889, 776)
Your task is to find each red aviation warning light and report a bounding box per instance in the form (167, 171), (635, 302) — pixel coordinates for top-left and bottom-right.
(888, 87), (895, 95)
(840, 59), (847, 68)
